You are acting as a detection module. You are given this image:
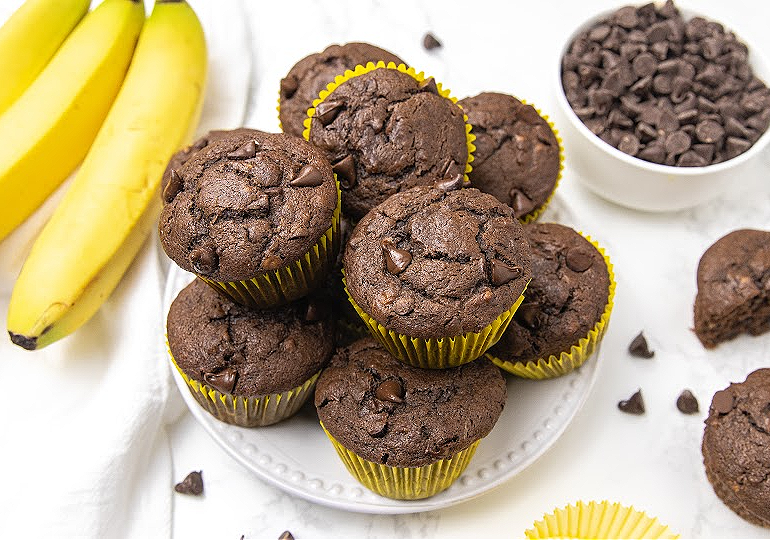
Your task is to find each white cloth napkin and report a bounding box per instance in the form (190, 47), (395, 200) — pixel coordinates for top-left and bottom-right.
(0, 1), (250, 536)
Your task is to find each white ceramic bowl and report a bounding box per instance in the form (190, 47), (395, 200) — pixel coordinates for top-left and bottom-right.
(554, 7), (770, 212)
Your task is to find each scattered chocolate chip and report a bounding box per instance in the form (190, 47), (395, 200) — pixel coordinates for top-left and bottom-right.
(422, 32), (442, 51)
(628, 332), (654, 358)
(174, 471), (203, 496)
(565, 248), (594, 272)
(278, 532), (294, 540)
(509, 189), (536, 217)
(280, 75), (298, 99)
(381, 240), (412, 275)
(314, 100), (343, 126)
(162, 169), (183, 203)
(227, 140), (257, 160)
(375, 379), (405, 403)
(618, 389), (645, 415)
(190, 247), (217, 274)
(204, 367), (237, 394)
(289, 164), (324, 187)
(676, 389), (699, 414)
(419, 77), (439, 95)
(490, 259), (523, 286)
(332, 155), (356, 189)
(712, 389), (734, 414)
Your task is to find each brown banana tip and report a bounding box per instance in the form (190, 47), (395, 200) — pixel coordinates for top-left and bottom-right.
(9, 331), (37, 351)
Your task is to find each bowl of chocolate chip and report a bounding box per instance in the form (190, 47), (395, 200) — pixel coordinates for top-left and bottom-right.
(556, 1), (770, 212)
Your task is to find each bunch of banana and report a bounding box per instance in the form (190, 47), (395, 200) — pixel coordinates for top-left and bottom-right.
(6, 0), (207, 350)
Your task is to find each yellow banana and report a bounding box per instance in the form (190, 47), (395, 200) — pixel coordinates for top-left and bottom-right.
(0, 0), (144, 243)
(0, 0), (91, 115)
(8, 0), (207, 350)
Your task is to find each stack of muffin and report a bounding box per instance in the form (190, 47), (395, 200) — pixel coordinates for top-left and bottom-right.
(161, 42), (615, 500)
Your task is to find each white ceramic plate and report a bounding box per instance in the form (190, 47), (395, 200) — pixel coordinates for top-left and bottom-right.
(163, 264), (602, 514)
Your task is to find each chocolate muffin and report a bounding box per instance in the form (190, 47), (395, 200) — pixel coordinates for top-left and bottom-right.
(702, 369), (770, 527)
(315, 338), (506, 498)
(487, 223), (612, 378)
(458, 92), (561, 220)
(159, 128), (339, 307)
(167, 279), (335, 426)
(694, 229), (770, 348)
(279, 42), (405, 138)
(307, 65), (470, 221)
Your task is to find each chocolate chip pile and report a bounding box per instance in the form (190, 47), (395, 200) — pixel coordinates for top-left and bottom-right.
(561, 0), (770, 166)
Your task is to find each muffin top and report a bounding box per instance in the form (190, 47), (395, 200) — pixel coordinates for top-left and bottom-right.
(343, 185), (532, 339)
(167, 279), (335, 396)
(459, 92), (560, 218)
(307, 67), (469, 221)
(159, 129), (338, 282)
(702, 368), (770, 527)
(279, 42), (405, 138)
(488, 223), (610, 364)
(314, 338), (506, 467)
(694, 229), (770, 348)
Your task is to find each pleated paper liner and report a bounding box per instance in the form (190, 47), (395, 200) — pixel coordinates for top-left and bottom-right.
(320, 422), (480, 500)
(344, 275), (528, 369)
(168, 346), (319, 427)
(301, 60), (476, 184)
(525, 500), (679, 539)
(486, 234), (615, 379)
(198, 179), (341, 309)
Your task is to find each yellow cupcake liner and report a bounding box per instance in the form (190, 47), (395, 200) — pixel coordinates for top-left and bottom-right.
(302, 60), (476, 184)
(168, 345), (320, 427)
(320, 422), (480, 500)
(525, 500), (679, 539)
(343, 275), (528, 369)
(486, 234), (615, 379)
(198, 179), (341, 309)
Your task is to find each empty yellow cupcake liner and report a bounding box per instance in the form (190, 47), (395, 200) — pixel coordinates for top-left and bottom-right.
(344, 275), (527, 369)
(525, 500), (679, 539)
(321, 422), (480, 500)
(198, 179), (341, 309)
(168, 346), (319, 427)
(302, 60), (476, 184)
(486, 234), (615, 379)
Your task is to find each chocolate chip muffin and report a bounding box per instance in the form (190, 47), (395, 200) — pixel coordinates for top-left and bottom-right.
(702, 369), (770, 527)
(315, 338), (506, 499)
(343, 184), (531, 368)
(159, 128), (340, 308)
(306, 64), (471, 221)
(167, 279), (335, 427)
(458, 92), (561, 221)
(694, 229), (770, 348)
(279, 42), (405, 138)
(487, 223), (613, 379)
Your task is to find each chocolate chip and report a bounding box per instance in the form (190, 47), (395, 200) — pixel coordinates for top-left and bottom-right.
(278, 532), (294, 540)
(509, 189), (536, 217)
(614, 6), (639, 28)
(677, 150), (707, 167)
(174, 471), (203, 496)
(676, 108), (698, 124)
(695, 119), (725, 144)
(676, 389), (699, 414)
(712, 389), (734, 414)
(290, 164), (324, 187)
(628, 331), (654, 358)
(638, 143), (666, 163)
(393, 296), (413, 315)
(419, 77), (439, 95)
(162, 169), (183, 203)
(617, 133), (640, 155)
(650, 41), (669, 60)
(725, 136), (751, 159)
(381, 240), (411, 275)
(565, 248), (594, 272)
(190, 247), (217, 274)
(280, 75), (298, 99)
(204, 367), (237, 394)
(375, 379), (405, 403)
(332, 155), (356, 189)
(314, 100), (343, 126)
(664, 130), (691, 155)
(490, 259), (522, 286)
(364, 413), (388, 437)
(304, 300), (321, 322)
(632, 53), (657, 78)
(589, 24), (611, 42)
(515, 303), (542, 330)
(423, 32), (441, 51)
(434, 173), (464, 191)
(657, 110), (680, 132)
(618, 389), (645, 414)
(227, 140), (257, 160)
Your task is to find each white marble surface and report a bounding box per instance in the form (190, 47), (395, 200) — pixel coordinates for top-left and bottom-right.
(169, 0), (768, 537)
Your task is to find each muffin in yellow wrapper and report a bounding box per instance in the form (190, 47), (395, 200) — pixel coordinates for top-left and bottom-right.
(199, 180), (341, 309)
(343, 275), (527, 369)
(486, 233), (615, 379)
(169, 348), (320, 428)
(525, 500), (679, 539)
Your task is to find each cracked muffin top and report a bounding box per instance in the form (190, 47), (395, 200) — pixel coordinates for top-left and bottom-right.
(307, 66), (469, 221)
(279, 42), (405, 138)
(158, 129), (338, 282)
(167, 279), (334, 396)
(488, 223), (609, 364)
(343, 185), (532, 339)
(458, 92), (560, 219)
(314, 338), (506, 467)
